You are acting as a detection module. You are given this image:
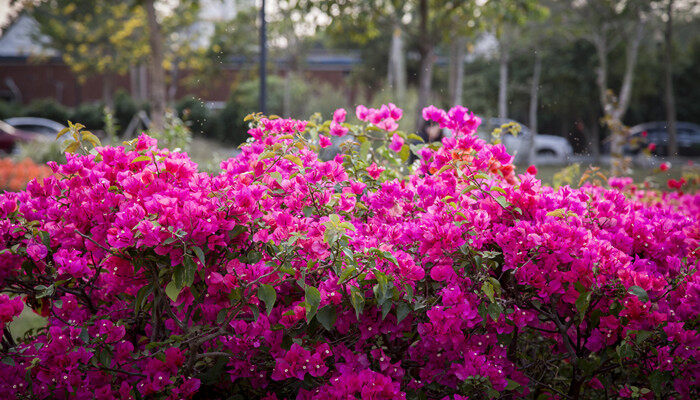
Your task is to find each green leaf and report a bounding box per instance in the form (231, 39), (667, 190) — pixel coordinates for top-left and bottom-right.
(257, 284), (276, 316)
(396, 302), (410, 323)
(488, 277), (502, 296)
(192, 246), (206, 266)
(649, 370), (667, 394)
(628, 286), (649, 303)
(635, 330), (653, 345)
(173, 264), (184, 288)
(216, 308), (228, 324)
(338, 264), (357, 283)
(575, 290), (592, 320)
(135, 283), (154, 312)
(433, 163), (453, 176)
(247, 250), (263, 264)
(249, 304), (260, 321)
(381, 300), (392, 320)
(482, 281), (495, 303)
(283, 154), (304, 167)
(316, 306), (337, 331)
(1, 357), (15, 366)
(487, 303), (502, 322)
(350, 287), (365, 319)
(505, 379), (520, 391)
(131, 155), (151, 163)
(38, 230), (50, 248)
(182, 255), (196, 287)
(34, 284), (54, 299)
(97, 348), (112, 367)
(305, 286), (321, 322)
(165, 280), (181, 301)
(494, 195), (510, 208)
(407, 133), (424, 142)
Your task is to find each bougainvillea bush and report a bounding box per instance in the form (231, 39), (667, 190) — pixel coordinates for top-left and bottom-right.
(0, 104), (697, 400)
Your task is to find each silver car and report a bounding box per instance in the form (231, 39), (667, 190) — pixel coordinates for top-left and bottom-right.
(475, 118), (573, 164)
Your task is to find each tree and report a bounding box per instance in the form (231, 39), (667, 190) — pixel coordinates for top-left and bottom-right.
(570, 0), (652, 159)
(481, 0), (548, 120)
(296, 0), (412, 104)
(32, 0), (202, 131)
(143, 0), (166, 132)
(32, 1), (150, 108)
(664, 0), (678, 156)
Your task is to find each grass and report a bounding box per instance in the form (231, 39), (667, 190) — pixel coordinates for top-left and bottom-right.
(521, 163), (689, 190)
(8, 304), (47, 341)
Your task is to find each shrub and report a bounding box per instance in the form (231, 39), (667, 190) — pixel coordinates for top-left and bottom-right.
(208, 94), (249, 144)
(0, 104), (697, 400)
(175, 96), (210, 136)
(13, 139), (66, 165)
(113, 89), (145, 133)
(0, 101), (22, 121)
(24, 98), (71, 124)
(146, 111), (192, 152)
(71, 103), (105, 131)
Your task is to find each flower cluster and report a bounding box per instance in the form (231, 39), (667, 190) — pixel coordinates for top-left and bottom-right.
(0, 104), (697, 399)
(0, 157), (53, 192)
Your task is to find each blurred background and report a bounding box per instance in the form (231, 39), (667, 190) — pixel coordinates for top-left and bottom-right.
(0, 0), (699, 184)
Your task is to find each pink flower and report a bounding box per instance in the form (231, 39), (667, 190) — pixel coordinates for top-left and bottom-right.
(366, 163), (384, 179)
(387, 103), (402, 120)
(27, 242), (48, 261)
(526, 165), (537, 175)
(329, 121), (349, 137)
(319, 135), (332, 148)
(355, 105), (369, 121)
(377, 119), (399, 132)
(333, 108), (347, 124)
(389, 134), (404, 152)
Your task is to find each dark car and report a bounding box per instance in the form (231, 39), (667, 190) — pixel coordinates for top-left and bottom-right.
(0, 120), (40, 154)
(627, 121), (700, 156)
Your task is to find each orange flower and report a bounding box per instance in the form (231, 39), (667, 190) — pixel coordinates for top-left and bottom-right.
(0, 158), (52, 192)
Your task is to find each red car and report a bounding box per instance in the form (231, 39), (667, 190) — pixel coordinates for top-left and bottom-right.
(0, 120), (40, 155)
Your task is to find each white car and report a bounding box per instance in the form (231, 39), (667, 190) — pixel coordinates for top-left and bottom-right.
(5, 117), (67, 140)
(474, 118), (573, 164)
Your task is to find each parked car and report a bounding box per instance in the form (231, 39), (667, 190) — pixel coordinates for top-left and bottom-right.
(626, 121), (700, 156)
(4, 117), (67, 139)
(474, 118), (573, 164)
(0, 120), (40, 154)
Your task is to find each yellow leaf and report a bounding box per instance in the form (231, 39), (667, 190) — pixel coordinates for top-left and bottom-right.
(64, 141), (80, 154)
(283, 154), (303, 167)
(56, 127), (70, 139)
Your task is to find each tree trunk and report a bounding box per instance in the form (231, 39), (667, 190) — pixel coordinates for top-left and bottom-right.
(145, 0), (166, 133)
(613, 20), (644, 121)
(416, 47), (436, 130)
(168, 62), (179, 103)
(664, 0), (678, 156)
(525, 50), (542, 166)
(593, 34), (608, 113)
(283, 71), (292, 117)
(388, 23), (406, 100)
(580, 111), (600, 160)
(102, 74), (114, 110)
(415, 0), (434, 130)
(498, 42), (509, 119)
(449, 36), (466, 107)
